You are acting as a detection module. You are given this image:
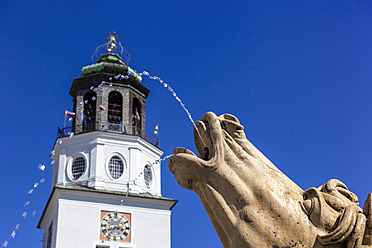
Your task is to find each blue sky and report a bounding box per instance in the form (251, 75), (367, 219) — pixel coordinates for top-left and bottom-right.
(1, 1), (371, 247)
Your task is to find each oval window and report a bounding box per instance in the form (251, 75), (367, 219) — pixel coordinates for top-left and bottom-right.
(71, 157), (86, 180)
(108, 156), (124, 179)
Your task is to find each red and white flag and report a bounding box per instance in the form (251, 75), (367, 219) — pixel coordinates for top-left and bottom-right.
(135, 108), (140, 121)
(99, 105), (108, 112)
(65, 110), (75, 118)
(154, 124), (158, 135)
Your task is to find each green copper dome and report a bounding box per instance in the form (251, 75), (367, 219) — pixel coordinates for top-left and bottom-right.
(80, 53), (142, 83)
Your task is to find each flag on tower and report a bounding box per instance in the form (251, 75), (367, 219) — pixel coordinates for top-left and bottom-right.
(65, 110), (75, 118)
(99, 105), (108, 112)
(154, 124), (159, 135)
(135, 108), (140, 121)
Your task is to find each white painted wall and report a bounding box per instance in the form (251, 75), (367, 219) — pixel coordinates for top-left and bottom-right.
(39, 188), (175, 248)
(51, 132), (163, 196)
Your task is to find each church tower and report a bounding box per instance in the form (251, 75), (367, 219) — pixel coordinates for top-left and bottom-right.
(38, 34), (177, 248)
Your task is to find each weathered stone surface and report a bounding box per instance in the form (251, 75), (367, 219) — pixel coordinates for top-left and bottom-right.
(168, 112), (372, 248)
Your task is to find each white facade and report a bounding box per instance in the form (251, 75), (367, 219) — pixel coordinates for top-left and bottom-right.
(51, 131), (163, 196)
(38, 131), (177, 248)
(38, 187), (176, 248)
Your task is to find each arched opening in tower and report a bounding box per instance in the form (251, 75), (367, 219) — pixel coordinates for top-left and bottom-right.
(83, 91), (97, 132)
(132, 98), (141, 136)
(108, 91), (123, 132)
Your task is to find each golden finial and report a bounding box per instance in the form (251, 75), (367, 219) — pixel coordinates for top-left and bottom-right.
(107, 31), (118, 53)
(91, 32), (131, 65)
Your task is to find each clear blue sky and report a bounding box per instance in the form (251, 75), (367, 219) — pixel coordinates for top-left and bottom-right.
(1, 1), (371, 247)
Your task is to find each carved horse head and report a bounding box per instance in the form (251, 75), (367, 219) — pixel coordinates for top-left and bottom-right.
(168, 112), (371, 248)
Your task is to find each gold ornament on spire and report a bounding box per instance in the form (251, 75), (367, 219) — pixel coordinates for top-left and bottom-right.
(107, 31), (118, 53)
(91, 31), (131, 65)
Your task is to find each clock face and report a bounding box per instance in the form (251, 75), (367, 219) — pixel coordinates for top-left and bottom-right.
(100, 211), (131, 242)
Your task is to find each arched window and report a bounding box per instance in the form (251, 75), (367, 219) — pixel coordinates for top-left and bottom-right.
(108, 91), (122, 131)
(108, 156), (124, 179)
(83, 92), (96, 132)
(132, 98), (141, 135)
(71, 157), (86, 180)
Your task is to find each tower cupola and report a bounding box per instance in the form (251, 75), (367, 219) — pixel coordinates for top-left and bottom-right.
(64, 33), (155, 145)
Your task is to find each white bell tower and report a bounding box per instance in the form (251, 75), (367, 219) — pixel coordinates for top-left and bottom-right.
(38, 34), (177, 248)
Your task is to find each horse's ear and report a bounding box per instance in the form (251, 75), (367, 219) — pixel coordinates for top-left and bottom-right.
(364, 193), (372, 218)
(363, 193), (372, 245)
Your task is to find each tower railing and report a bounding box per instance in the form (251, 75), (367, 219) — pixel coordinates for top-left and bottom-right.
(58, 124), (159, 147)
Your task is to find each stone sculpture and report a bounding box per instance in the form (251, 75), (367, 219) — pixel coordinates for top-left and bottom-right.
(168, 112), (372, 248)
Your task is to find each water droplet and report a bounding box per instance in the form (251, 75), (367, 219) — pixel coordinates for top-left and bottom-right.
(120, 199), (124, 203)
(79, 102), (83, 106)
(2, 240), (8, 247)
(57, 140), (62, 145)
(24, 201), (30, 207)
(11, 231), (16, 238)
(22, 212), (27, 219)
(40, 178), (45, 183)
(15, 224), (20, 230)
(76, 107), (80, 111)
(98, 85), (102, 89)
(101, 81), (106, 85)
(109, 77), (112, 81)
(38, 164), (45, 171)
(90, 86), (94, 90)
(51, 160), (55, 166)
(79, 111), (83, 114)
(34, 183), (39, 188)
(143, 71), (149, 76)
(50, 150), (55, 156)
(114, 76), (119, 79)
(80, 117), (84, 121)
(173, 92), (176, 97)
(32, 211), (36, 216)
(68, 117), (72, 121)
(84, 100), (88, 104)
(109, 83), (113, 87)
(69, 132), (74, 138)
(124, 76), (129, 79)
(164, 83), (168, 87)
(92, 96), (96, 101)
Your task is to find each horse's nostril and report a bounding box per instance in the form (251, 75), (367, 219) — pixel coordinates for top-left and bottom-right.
(188, 179), (193, 189)
(300, 199), (313, 215)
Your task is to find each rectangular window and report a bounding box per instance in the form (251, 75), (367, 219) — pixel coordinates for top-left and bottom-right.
(46, 222), (53, 248)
